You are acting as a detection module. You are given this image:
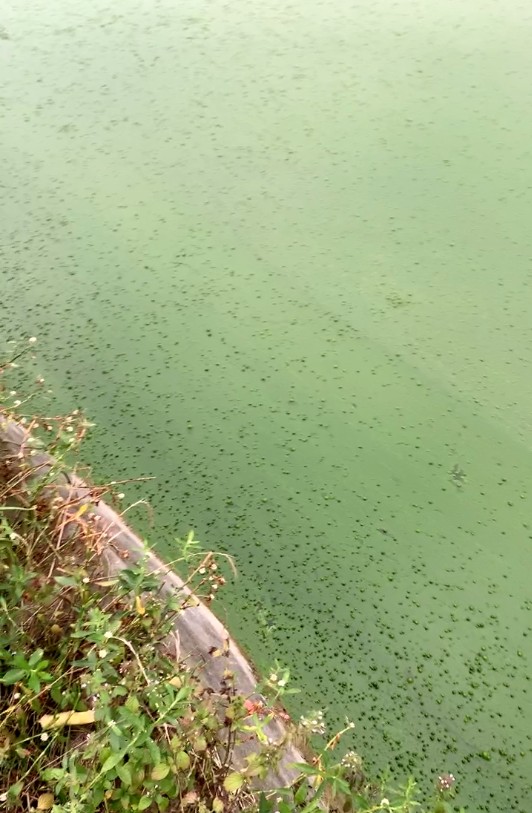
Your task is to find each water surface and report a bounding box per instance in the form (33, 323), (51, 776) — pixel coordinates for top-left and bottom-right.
(2, 0), (532, 808)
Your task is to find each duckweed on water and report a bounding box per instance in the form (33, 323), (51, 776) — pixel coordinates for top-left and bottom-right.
(0, 380), (462, 813)
(1, 0), (532, 809)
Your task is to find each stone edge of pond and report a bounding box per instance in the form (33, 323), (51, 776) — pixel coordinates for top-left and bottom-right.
(0, 411), (306, 791)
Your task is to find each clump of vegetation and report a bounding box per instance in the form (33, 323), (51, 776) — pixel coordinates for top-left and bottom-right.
(0, 341), (462, 812)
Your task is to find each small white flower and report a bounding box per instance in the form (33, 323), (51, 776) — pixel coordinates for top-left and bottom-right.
(342, 751), (362, 771)
(278, 678), (287, 687)
(269, 673), (278, 683)
(41, 732), (49, 742)
(98, 648), (108, 659)
(380, 800), (390, 808)
(82, 577), (90, 584)
(117, 492), (125, 500)
(0, 792), (7, 802)
(13, 692), (21, 700)
(28, 336), (37, 344)
(9, 390), (16, 396)
(13, 399), (21, 407)
(300, 710), (326, 735)
(103, 630), (113, 639)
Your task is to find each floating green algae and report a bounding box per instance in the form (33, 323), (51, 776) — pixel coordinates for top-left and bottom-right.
(1, 0), (532, 808)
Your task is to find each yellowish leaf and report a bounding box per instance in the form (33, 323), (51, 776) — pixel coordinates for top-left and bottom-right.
(15, 746), (31, 758)
(40, 709), (95, 729)
(135, 595), (145, 615)
(212, 797), (224, 812)
(0, 734), (12, 758)
(151, 763), (170, 781)
(174, 750), (190, 771)
(73, 503), (90, 520)
(168, 675), (182, 689)
(223, 772), (245, 794)
(193, 735), (207, 752)
(37, 793), (54, 810)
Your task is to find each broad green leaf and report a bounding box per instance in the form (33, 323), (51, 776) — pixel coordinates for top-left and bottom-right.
(28, 673), (41, 693)
(137, 796), (152, 811)
(223, 772), (245, 794)
(174, 751), (190, 771)
(145, 738), (160, 763)
(54, 575), (81, 588)
(116, 763), (132, 786)
(155, 775), (175, 795)
(150, 763), (170, 781)
(1, 668), (26, 684)
(28, 649), (44, 667)
(8, 781), (24, 799)
(294, 762), (321, 777)
(193, 735), (207, 752)
(41, 768), (65, 782)
(300, 781), (327, 813)
(351, 794), (371, 810)
(295, 783), (308, 804)
(125, 694), (140, 713)
(258, 794), (273, 813)
(330, 776), (350, 796)
(13, 654), (30, 668)
(92, 786), (106, 807)
(101, 752), (124, 773)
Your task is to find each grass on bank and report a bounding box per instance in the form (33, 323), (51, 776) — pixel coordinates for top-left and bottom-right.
(0, 344), (462, 813)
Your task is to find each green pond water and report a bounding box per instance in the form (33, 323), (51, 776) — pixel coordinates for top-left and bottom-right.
(2, 0), (532, 807)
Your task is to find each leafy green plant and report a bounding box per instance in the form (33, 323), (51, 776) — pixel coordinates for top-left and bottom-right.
(0, 514), (256, 812)
(0, 648), (54, 693)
